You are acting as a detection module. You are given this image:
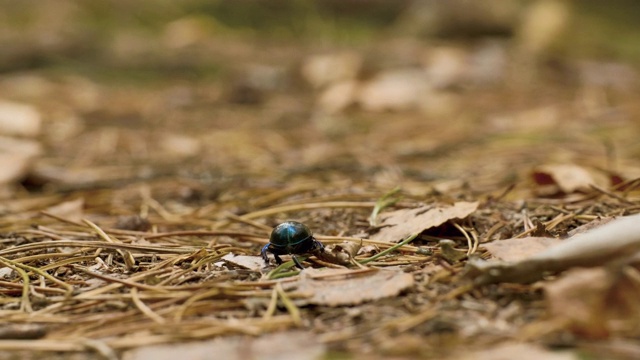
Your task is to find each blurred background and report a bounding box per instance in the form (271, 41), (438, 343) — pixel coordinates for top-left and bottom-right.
(0, 0), (639, 203)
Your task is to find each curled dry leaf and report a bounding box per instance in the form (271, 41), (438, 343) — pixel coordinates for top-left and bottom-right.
(465, 213), (640, 285)
(289, 268), (414, 306)
(358, 244), (379, 257)
(316, 240), (362, 266)
(371, 201), (479, 242)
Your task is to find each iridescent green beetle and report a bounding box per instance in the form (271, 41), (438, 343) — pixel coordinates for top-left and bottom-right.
(261, 221), (325, 269)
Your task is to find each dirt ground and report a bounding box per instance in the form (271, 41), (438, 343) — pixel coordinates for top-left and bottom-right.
(1, 1), (640, 359)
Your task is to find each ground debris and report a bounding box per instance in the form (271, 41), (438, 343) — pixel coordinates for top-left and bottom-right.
(288, 268), (414, 306)
(465, 213), (640, 285)
(0, 2), (639, 358)
(371, 201), (479, 242)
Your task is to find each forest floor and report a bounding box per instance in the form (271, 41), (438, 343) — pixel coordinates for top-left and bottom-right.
(1, 2), (640, 359)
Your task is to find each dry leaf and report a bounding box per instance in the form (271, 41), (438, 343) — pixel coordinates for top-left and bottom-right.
(544, 268), (612, 339)
(465, 213), (640, 285)
(222, 253), (264, 271)
(316, 241), (362, 266)
(545, 265), (640, 339)
(123, 331), (324, 360)
(371, 201), (479, 242)
(483, 236), (561, 261)
(533, 164), (605, 193)
(289, 268), (414, 306)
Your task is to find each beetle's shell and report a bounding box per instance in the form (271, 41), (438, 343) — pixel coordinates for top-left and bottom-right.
(268, 221), (316, 255)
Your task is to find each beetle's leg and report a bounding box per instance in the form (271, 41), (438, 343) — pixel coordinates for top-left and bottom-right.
(273, 254), (284, 265)
(261, 244), (271, 264)
(311, 238), (325, 253)
(292, 255), (305, 269)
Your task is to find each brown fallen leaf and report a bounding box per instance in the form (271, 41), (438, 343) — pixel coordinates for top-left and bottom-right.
(288, 268), (414, 306)
(316, 240), (362, 266)
(483, 236), (561, 262)
(122, 331), (325, 360)
(221, 253), (264, 271)
(464, 213), (640, 285)
(532, 163), (607, 194)
(608, 162), (640, 187)
(371, 201), (479, 242)
(543, 268), (613, 339)
(544, 263), (640, 340)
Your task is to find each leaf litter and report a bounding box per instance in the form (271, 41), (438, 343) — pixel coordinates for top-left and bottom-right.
(466, 213), (640, 285)
(0, 3), (640, 360)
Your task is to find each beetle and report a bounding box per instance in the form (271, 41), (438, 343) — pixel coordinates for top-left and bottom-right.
(261, 221), (325, 269)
